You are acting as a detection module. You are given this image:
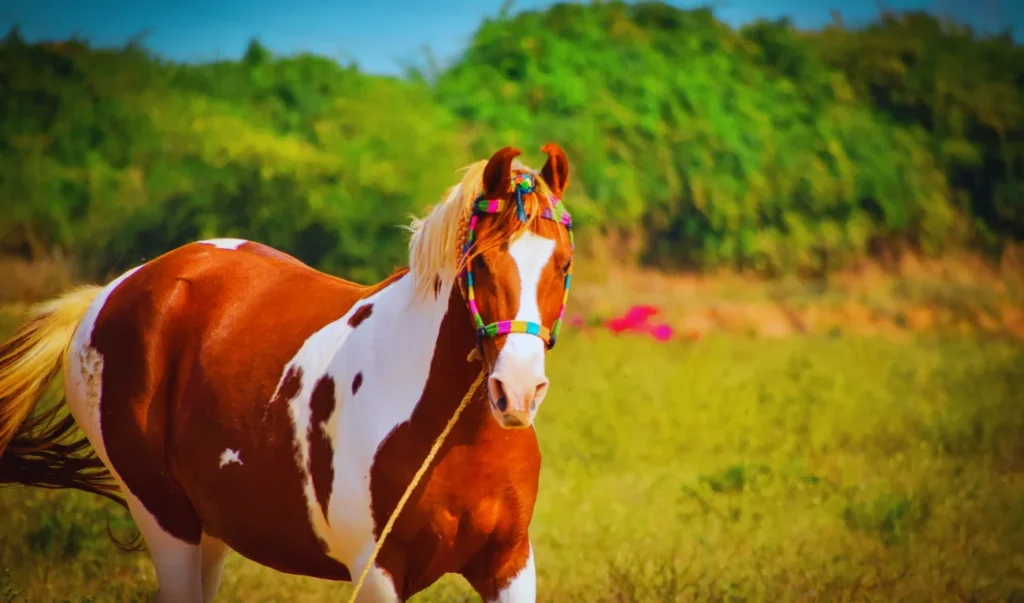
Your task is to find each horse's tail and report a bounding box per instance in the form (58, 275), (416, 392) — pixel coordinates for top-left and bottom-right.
(0, 286), (127, 509)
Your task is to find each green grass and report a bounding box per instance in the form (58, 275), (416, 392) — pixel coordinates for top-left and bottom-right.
(1, 321), (1023, 601)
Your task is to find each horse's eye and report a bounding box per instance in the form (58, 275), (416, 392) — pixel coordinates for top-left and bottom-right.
(562, 258), (573, 275)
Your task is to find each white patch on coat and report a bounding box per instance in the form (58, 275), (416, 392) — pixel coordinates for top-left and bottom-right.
(323, 272), (451, 567)
(198, 238), (248, 250)
(348, 541), (402, 603)
(219, 448), (243, 468)
(267, 308), (361, 564)
(268, 282), (422, 570)
(266, 271), (450, 575)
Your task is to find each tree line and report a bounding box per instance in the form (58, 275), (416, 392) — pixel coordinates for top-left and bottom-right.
(1, 2), (1020, 282)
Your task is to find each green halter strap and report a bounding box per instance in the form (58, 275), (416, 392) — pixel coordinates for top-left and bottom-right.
(461, 172), (575, 351)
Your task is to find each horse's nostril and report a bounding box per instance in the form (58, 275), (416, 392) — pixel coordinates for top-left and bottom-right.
(489, 378), (510, 412)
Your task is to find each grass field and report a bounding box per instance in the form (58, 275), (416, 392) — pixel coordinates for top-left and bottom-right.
(1, 310), (1023, 602)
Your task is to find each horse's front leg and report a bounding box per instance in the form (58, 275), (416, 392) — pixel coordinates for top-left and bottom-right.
(348, 540), (403, 603)
(466, 540), (536, 603)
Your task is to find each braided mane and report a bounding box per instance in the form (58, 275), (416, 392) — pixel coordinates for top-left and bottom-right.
(407, 157), (555, 301)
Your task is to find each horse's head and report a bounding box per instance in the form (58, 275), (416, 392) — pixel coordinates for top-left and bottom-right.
(459, 144), (575, 430)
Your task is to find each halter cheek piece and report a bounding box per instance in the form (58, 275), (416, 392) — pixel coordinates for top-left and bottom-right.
(461, 172), (575, 351)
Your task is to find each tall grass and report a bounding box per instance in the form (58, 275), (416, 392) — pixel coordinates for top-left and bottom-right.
(1, 322), (1021, 601)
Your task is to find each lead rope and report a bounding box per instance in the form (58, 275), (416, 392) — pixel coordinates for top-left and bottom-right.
(346, 356), (486, 603)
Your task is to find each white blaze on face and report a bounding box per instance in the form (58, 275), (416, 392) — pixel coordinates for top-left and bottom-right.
(488, 230), (556, 424)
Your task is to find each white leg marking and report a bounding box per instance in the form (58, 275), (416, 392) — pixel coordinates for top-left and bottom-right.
(348, 541), (401, 603)
(64, 265), (204, 602)
(491, 544), (536, 603)
(125, 493), (203, 603)
(218, 448), (242, 468)
(200, 533), (231, 603)
(197, 238), (248, 250)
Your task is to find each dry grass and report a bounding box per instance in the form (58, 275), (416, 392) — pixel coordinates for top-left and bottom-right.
(1, 254), (1023, 601)
(0, 255), (80, 306)
(1, 318), (1022, 601)
(571, 250), (1024, 341)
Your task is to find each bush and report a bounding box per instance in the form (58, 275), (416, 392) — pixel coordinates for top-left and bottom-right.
(1, 4), (1020, 281)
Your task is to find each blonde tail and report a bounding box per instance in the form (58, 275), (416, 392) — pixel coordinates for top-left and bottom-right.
(0, 285), (126, 507)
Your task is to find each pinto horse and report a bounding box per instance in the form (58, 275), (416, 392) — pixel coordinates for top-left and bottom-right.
(0, 144), (575, 602)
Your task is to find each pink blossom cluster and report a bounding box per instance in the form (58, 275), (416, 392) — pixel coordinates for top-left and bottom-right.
(569, 305), (682, 342)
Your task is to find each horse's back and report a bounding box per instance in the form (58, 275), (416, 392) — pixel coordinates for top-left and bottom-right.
(72, 239), (376, 579)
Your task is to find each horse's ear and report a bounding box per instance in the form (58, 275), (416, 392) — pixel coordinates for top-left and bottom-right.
(540, 143), (570, 199)
(482, 147), (522, 198)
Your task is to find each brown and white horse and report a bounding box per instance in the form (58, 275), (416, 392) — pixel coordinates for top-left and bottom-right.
(0, 144), (575, 602)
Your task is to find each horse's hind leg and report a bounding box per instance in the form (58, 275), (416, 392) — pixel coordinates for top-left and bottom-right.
(123, 491), (203, 602)
(200, 532), (230, 602)
(62, 270), (204, 602)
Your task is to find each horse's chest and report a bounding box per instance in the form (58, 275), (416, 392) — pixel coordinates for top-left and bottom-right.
(380, 481), (526, 591)
(407, 450), (535, 553)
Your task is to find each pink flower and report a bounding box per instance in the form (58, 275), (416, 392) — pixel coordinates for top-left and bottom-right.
(603, 305), (673, 341)
(604, 317), (633, 334)
(649, 323), (674, 342)
(623, 305), (659, 323)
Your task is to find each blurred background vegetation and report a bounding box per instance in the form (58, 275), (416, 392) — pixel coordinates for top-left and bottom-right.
(1, 2), (1021, 286)
(1, 2), (1024, 601)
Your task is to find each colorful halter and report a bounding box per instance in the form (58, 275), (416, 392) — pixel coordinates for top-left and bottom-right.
(462, 172), (575, 350)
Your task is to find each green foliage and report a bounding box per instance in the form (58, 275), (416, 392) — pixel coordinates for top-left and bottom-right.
(0, 34), (467, 282)
(811, 12), (1024, 248)
(0, 4), (1021, 281)
(436, 4), (962, 272)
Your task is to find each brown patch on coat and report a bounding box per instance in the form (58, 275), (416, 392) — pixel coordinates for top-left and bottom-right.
(308, 375), (335, 519)
(91, 240), (405, 580)
(366, 286), (543, 600)
(348, 303), (374, 328)
(274, 367), (303, 405)
(352, 372), (363, 395)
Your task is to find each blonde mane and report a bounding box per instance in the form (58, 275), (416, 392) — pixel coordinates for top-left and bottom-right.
(407, 157), (555, 301)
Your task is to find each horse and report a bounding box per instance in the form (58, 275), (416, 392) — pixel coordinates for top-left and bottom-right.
(0, 144), (576, 602)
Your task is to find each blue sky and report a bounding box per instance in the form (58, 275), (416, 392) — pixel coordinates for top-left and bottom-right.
(1, 0), (1019, 75)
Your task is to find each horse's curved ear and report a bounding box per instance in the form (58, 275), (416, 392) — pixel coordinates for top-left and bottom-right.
(482, 147), (522, 198)
(540, 143), (570, 199)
